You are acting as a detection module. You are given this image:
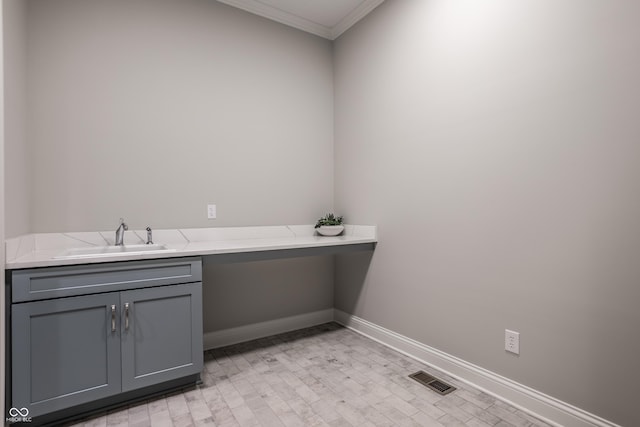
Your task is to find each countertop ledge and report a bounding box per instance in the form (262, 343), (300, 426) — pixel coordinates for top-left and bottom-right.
(5, 225), (377, 270)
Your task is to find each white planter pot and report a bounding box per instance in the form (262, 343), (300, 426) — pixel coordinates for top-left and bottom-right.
(316, 225), (345, 236)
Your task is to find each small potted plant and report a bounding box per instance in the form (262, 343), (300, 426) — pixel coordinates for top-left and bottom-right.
(315, 213), (344, 236)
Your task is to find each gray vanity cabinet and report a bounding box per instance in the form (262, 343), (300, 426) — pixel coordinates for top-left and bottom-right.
(8, 257), (203, 420)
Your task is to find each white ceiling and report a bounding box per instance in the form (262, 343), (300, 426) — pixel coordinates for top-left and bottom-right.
(216, 0), (386, 40)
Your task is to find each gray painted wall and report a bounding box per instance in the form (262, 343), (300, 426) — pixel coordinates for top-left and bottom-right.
(27, 0), (334, 232)
(21, 0), (335, 334)
(203, 256), (334, 332)
(3, 0), (29, 238)
(333, 1), (640, 426)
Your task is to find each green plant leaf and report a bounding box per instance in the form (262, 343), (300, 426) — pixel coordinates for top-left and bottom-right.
(314, 213), (344, 228)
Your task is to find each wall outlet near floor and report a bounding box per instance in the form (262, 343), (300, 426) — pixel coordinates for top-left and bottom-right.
(207, 204), (217, 219)
(505, 329), (520, 355)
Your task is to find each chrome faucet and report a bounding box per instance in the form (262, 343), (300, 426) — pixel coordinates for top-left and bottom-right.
(146, 226), (153, 245)
(115, 218), (128, 246)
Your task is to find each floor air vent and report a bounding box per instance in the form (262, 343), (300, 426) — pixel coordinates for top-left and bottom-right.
(409, 371), (456, 395)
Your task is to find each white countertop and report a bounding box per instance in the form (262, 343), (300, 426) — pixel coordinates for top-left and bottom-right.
(5, 225), (377, 269)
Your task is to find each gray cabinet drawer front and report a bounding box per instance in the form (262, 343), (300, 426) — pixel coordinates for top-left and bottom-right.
(11, 257), (202, 302)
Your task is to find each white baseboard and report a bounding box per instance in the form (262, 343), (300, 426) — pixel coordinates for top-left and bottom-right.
(203, 308), (334, 350)
(333, 309), (621, 427)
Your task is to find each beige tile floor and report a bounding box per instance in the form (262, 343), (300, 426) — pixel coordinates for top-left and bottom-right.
(69, 323), (551, 427)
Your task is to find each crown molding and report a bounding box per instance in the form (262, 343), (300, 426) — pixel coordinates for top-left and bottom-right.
(216, 0), (384, 40)
(331, 0), (385, 39)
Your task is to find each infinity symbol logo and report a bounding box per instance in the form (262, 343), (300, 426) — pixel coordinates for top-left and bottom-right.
(9, 407), (29, 417)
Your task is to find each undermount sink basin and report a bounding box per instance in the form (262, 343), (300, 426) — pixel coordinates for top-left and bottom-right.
(54, 244), (176, 259)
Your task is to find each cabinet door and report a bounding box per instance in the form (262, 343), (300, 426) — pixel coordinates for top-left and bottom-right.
(120, 282), (203, 392)
(12, 293), (122, 417)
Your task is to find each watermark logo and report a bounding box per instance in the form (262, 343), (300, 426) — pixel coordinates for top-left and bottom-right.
(6, 407), (32, 423)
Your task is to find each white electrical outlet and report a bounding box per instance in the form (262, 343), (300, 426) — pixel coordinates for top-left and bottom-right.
(207, 204), (217, 219)
(505, 329), (520, 355)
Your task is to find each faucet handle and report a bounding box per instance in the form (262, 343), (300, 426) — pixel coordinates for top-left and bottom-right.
(119, 218), (128, 231)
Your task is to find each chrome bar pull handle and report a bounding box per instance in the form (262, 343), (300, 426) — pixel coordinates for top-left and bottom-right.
(124, 303), (130, 330)
(146, 226), (153, 245)
(111, 305), (116, 332)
